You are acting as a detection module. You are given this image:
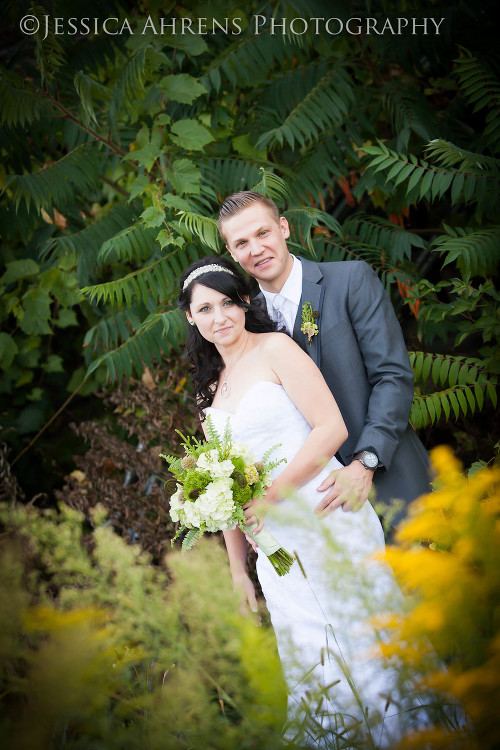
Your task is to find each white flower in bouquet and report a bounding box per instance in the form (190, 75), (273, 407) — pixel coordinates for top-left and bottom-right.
(196, 449), (234, 478)
(183, 499), (203, 528)
(197, 478), (235, 523)
(169, 487), (185, 523)
(229, 442), (255, 464)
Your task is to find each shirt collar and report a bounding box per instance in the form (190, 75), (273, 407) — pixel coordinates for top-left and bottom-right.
(260, 255), (303, 307)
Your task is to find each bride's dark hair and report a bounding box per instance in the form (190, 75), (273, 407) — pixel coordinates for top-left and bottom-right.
(178, 255), (278, 418)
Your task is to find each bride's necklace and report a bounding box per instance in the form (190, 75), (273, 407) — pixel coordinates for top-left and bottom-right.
(219, 333), (250, 399)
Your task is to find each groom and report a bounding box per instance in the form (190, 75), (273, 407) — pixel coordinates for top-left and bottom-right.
(217, 191), (432, 523)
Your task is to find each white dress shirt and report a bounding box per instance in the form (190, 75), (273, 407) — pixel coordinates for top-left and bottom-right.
(260, 255), (303, 334)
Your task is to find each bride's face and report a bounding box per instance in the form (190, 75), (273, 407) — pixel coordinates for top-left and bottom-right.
(187, 284), (247, 346)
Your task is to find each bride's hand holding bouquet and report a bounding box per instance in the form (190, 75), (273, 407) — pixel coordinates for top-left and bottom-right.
(242, 480), (282, 546)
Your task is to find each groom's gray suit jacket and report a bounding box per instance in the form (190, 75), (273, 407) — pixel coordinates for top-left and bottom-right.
(271, 257), (431, 516)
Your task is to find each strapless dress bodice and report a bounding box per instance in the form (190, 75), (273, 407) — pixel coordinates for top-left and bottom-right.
(206, 380), (312, 477)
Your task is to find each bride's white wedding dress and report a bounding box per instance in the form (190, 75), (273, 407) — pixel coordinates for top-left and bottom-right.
(207, 381), (428, 747)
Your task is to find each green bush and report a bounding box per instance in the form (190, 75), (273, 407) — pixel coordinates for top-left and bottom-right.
(0, 502), (287, 749)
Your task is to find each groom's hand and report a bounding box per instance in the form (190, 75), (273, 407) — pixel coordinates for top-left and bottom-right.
(314, 462), (374, 515)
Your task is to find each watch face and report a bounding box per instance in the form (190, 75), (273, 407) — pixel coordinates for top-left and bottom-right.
(363, 451), (378, 469)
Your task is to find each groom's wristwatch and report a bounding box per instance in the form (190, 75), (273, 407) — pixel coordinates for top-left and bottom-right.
(354, 450), (379, 471)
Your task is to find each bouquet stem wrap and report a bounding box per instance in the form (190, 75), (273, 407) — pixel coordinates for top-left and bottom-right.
(244, 523), (295, 577)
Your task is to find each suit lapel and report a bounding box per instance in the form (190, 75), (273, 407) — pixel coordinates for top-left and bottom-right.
(254, 259), (325, 368)
(292, 258), (324, 368)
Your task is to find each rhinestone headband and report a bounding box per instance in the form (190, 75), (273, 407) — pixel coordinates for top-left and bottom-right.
(182, 264), (236, 291)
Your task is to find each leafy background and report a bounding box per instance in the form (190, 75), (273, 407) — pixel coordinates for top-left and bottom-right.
(0, 0), (498, 522)
(0, 0), (499, 747)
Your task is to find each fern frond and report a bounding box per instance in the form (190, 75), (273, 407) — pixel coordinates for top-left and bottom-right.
(455, 50), (500, 152)
(85, 308), (185, 381)
(98, 225), (160, 265)
(31, 5), (66, 84)
(316, 236), (418, 293)
(424, 139), (500, 175)
(112, 45), (170, 115)
(74, 71), (112, 127)
(251, 170), (290, 203)
(81, 256), (172, 307)
(177, 212), (222, 252)
(83, 309), (144, 353)
(409, 352), (494, 388)
(289, 127), (363, 202)
(182, 528), (202, 551)
(0, 74), (50, 127)
(200, 158), (289, 200)
(41, 205), (139, 286)
(382, 82), (437, 151)
(256, 65), (354, 150)
(431, 225), (500, 277)
(362, 141), (499, 210)
(82, 243), (205, 307)
(343, 213), (427, 263)
(42, 205), (136, 261)
(201, 31), (295, 92)
(285, 207), (342, 258)
(409, 351), (497, 427)
(410, 383), (496, 428)
(202, 158), (259, 198)
(203, 413), (223, 445)
(4, 143), (101, 212)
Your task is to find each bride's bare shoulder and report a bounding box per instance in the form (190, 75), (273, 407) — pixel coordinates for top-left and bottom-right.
(257, 331), (297, 352)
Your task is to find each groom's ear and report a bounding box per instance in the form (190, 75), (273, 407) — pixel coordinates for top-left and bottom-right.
(280, 216), (290, 239)
(226, 244), (238, 263)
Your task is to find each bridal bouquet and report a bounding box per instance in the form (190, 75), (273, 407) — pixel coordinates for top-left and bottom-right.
(160, 417), (295, 576)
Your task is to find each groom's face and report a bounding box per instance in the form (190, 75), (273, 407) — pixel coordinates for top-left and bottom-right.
(222, 204), (292, 292)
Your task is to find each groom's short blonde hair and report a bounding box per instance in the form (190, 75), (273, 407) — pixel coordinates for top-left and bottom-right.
(217, 191), (280, 240)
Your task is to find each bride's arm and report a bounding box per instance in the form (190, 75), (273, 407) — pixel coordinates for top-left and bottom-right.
(262, 333), (348, 505)
(200, 415), (258, 613)
(223, 528), (259, 614)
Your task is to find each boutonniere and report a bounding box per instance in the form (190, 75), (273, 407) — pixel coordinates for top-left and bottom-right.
(300, 301), (319, 345)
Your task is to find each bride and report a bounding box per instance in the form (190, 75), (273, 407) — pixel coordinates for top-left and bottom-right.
(177, 255), (429, 747)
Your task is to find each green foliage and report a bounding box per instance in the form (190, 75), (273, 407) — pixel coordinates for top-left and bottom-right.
(201, 26), (296, 91)
(4, 143), (101, 212)
(343, 213), (426, 263)
(431, 224), (500, 278)
(285, 206), (342, 256)
(0, 72), (49, 127)
(82, 256), (174, 307)
(251, 169), (291, 203)
(361, 141), (499, 211)
(255, 63), (355, 150)
(182, 528), (201, 550)
(409, 353), (498, 429)
(85, 309), (185, 382)
(382, 81), (438, 151)
(454, 49), (500, 151)
(44, 204), (136, 260)
(177, 211), (223, 252)
(0, 252), (91, 427)
(0, 502), (287, 749)
(408, 278), (500, 375)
